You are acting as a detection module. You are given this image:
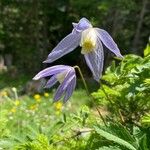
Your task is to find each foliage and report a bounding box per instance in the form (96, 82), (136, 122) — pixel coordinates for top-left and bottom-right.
(0, 76), (150, 149)
(91, 123), (150, 150)
(15, 134), (53, 150)
(0, 88), (95, 149)
(144, 42), (150, 57)
(1, 52), (150, 149)
(0, 110), (10, 138)
(92, 53), (150, 125)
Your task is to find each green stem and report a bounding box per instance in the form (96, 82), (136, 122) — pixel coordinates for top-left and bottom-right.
(73, 65), (107, 126)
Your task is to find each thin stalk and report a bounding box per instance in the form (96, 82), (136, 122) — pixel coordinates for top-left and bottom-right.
(73, 65), (107, 126)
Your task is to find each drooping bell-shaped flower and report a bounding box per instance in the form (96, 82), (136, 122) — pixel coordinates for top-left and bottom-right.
(33, 65), (76, 102)
(44, 18), (123, 82)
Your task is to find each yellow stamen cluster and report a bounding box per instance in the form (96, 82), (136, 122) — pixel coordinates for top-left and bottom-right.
(80, 28), (97, 54)
(82, 40), (96, 53)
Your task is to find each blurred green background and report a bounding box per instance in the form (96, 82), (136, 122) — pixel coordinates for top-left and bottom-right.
(0, 0), (149, 88)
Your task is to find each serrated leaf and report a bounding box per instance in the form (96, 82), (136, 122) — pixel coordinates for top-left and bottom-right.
(94, 126), (137, 150)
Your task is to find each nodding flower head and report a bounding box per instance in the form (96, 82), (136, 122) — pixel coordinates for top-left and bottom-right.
(33, 65), (76, 102)
(44, 17), (123, 82)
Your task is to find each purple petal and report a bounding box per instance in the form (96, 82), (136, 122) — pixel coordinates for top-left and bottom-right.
(72, 18), (92, 34)
(96, 28), (123, 58)
(72, 22), (78, 28)
(63, 76), (76, 102)
(33, 65), (70, 80)
(54, 69), (75, 101)
(44, 33), (81, 63)
(44, 76), (57, 88)
(62, 70), (75, 90)
(84, 39), (104, 82)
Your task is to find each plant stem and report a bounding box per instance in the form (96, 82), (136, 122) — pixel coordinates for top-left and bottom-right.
(73, 65), (107, 126)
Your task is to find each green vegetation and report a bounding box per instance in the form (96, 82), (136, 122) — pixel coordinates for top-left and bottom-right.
(0, 0), (150, 149)
(0, 47), (150, 149)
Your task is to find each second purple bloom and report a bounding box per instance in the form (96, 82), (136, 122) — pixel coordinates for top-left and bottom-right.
(33, 65), (76, 102)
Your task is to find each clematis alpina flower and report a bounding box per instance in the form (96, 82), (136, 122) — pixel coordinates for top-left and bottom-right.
(33, 65), (76, 102)
(44, 18), (123, 82)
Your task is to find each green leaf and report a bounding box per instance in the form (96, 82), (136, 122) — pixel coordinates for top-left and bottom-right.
(141, 114), (150, 126)
(144, 44), (150, 57)
(94, 126), (137, 150)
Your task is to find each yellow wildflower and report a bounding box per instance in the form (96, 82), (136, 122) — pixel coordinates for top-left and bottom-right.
(14, 100), (20, 106)
(29, 104), (38, 110)
(34, 94), (41, 102)
(10, 107), (16, 113)
(44, 92), (49, 98)
(54, 102), (63, 111)
(1, 91), (8, 97)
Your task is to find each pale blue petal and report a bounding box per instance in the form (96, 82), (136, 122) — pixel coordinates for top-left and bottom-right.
(54, 69), (74, 101)
(72, 22), (78, 28)
(44, 76), (57, 88)
(62, 70), (75, 90)
(63, 75), (76, 102)
(72, 18), (92, 34)
(44, 33), (81, 63)
(96, 28), (123, 58)
(33, 65), (69, 80)
(84, 39), (104, 82)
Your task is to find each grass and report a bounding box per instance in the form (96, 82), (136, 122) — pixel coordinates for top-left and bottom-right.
(0, 87), (99, 149)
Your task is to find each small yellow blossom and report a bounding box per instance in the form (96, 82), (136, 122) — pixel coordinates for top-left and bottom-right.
(14, 100), (20, 106)
(54, 102), (63, 110)
(44, 92), (49, 97)
(10, 108), (16, 113)
(34, 94), (41, 102)
(1, 91), (8, 97)
(29, 104), (38, 110)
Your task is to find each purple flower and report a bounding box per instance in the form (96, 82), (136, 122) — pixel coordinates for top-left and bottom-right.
(33, 65), (76, 102)
(44, 17), (123, 82)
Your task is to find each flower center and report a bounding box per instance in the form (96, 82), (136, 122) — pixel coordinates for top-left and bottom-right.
(80, 28), (97, 54)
